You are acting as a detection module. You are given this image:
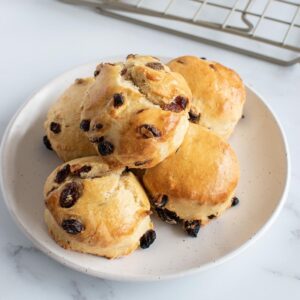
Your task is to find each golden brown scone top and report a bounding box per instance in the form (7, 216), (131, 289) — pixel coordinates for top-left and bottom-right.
(143, 123), (240, 205)
(44, 157), (151, 251)
(80, 55), (192, 169)
(44, 78), (97, 161)
(168, 56), (246, 139)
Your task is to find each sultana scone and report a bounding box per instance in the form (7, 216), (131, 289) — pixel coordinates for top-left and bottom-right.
(43, 78), (97, 161)
(168, 56), (246, 139)
(80, 54), (192, 169)
(44, 156), (156, 259)
(143, 124), (240, 237)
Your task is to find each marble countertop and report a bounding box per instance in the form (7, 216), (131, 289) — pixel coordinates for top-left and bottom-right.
(0, 0), (299, 299)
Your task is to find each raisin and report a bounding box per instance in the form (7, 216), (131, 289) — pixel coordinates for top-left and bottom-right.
(184, 220), (200, 237)
(134, 160), (151, 166)
(113, 93), (124, 107)
(156, 208), (180, 224)
(46, 186), (56, 196)
(151, 194), (168, 208)
(209, 64), (216, 70)
(50, 122), (61, 134)
(94, 63), (104, 77)
(97, 137), (114, 156)
(93, 123), (103, 130)
(232, 197), (240, 207)
(145, 62), (164, 70)
(242, 114), (245, 119)
(175, 96), (188, 109)
(89, 136), (103, 144)
(72, 165), (92, 176)
(59, 182), (82, 208)
(121, 167), (130, 175)
(138, 124), (161, 138)
(121, 68), (127, 76)
(163, 96), (188, 113)
(80, 119), (90, 132)
(75, 78), (84, 84)
(177, 60), (184, 64)
(136, 109), (146, 114)
(55, 164), (71, 184)
(208, 214), (216, 219)
(201, 57), (207, 60)
(188, 109), (201, 124)
(62, 219), (84, 234)
(43, 135), (52, 150)
(140, 229), (156, 249)
(126, 54), (136, 59)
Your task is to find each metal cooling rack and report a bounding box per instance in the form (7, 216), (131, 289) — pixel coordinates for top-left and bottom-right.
(60, 0), (300, 65)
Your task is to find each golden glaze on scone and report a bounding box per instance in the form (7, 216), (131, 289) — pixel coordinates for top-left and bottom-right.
(143, 124), (240, 235)
(44, 157), (155, 258)
(168, 56), (246, 139)
(80, 55), (192, 169)
(44, 78), (97, 161)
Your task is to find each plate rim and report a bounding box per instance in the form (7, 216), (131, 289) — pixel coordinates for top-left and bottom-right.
(0, 60), (291, 282)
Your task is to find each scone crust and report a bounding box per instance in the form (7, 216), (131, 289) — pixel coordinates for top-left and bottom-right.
(45, 209), (152, 259)
(81, 55), (192, 168)
(143, 124), (240, 206)
(44, 157), (153, 258)
(44, 78), (97, 161)
(168, 56), (246, 139)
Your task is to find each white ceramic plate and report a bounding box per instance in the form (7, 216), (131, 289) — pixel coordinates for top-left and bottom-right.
(0, 57), (290, 282)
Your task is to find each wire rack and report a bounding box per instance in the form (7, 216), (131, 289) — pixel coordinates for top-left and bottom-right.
(61, 0), (300, 65)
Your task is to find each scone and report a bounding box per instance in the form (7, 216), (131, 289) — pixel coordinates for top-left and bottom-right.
(168, 56), (246, 139)
(44, 156), (156, 259)
(143, 124), (240, 237)
(43, 78), (97, 161)
(80, 54), (192, 169)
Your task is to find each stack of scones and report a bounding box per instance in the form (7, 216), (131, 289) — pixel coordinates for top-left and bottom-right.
(43, 55), (246, 259)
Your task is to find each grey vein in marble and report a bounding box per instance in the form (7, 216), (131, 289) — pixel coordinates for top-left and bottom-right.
(69, 279), (115, 300)
(71, 280), (87, 300)
(290, 229), (300, 240)
(264, 268), (300, 282)
(6, 243), (41, 280)
(284, 202), (300, 219)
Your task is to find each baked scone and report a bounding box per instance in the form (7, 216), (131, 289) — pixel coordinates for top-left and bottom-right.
(80, 54), (192, 169)
(44, 156), (156, 259)
(167, 56), (246, 139)
(43, 78), (97, 161)
(143, 124), (240, 237)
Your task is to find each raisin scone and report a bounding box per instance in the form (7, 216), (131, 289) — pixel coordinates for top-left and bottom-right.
(80, 55), (192, 169)
(168, 56), (246, 139)
(43, 78), (97, 161)
(44, 156), (156, 259)
(143, 124), (240, 237)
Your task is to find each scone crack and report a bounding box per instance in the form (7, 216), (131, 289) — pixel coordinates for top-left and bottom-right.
(145, 62), (164, 70)
(118, 72), (163, 112)
(120, 60), (187, 112)
(47, 163), (122, 197)
(134, 160), (152, 167)
(137, 124), (161, 139)
(121, 174), (148, 208)
(188, 107), (201, 124)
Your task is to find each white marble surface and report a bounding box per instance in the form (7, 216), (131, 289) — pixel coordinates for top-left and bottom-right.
(0, 0), (299, 299)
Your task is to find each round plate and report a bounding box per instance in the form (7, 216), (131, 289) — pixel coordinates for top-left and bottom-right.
(0, 57), (290, 281)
